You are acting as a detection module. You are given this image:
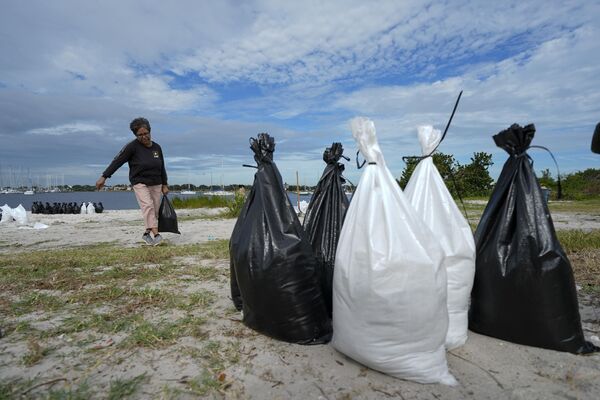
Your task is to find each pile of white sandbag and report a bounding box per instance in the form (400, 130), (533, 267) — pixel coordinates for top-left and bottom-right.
(0, 204), (28, 225)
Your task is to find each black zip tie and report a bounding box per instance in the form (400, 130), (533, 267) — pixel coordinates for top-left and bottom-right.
(368, 162), (377, 165)
(401, 90), (463, 164)
(400, 90), (470, 223)
(356, 150), (366, 169)
(242, 164), (258, 169)
(528, 145), (562, 199)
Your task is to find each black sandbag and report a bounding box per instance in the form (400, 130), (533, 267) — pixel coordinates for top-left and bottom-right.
(158, 194), (180, 234)
(303, 142), (350, 317)
(229, 133), (331, 344)
(592, 122), (600, 154)
(469, 123), (598, 354)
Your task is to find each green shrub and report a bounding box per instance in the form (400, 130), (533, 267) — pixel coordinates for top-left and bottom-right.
(172, 196), (230, 209)
(221, 192), (246, 218)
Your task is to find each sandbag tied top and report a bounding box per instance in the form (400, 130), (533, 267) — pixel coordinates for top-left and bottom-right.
(251, 132), (275, 164)
(229, 133), (332, 345)
(404, 125), (476, 350)
(470, 123), (599, 354)
(418, 124), (442, 154)
(493, 123), (535, 155)
(351, 117), (385, 165)
(303, 142), (350, 317)
(332, 117), (456, 385)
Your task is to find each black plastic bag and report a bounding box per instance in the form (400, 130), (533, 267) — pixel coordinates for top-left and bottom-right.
(592, 122), (600, 154)
(229, 133), (331, 344)
(158, 194), (180, 234)
(303, 142), (350, 317)
(469, 123), (598, 354)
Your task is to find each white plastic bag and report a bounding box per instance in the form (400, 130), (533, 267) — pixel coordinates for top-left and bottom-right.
(81, 203), (87, 214)
(10, 204), (28, 225)
(404, 125), (476, 350)
(86, 202), (96, 214)
(332, 117), (456, 385)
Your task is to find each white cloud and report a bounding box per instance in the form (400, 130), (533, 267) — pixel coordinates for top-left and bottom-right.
(27, 122), (104, 136)
(1, 1), (599, 184)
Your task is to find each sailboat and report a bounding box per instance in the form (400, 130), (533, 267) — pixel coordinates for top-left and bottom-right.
(180, 183), (196, 195)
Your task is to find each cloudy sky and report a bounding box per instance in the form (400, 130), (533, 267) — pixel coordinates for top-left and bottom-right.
(1, 0), (599, 187)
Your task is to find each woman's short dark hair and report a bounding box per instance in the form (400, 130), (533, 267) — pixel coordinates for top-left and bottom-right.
(130, 117), (151, 135)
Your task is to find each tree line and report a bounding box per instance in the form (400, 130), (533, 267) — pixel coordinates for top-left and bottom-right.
(397, 152), (599, 200)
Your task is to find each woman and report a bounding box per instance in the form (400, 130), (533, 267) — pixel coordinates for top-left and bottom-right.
(96, 117), (169, 246)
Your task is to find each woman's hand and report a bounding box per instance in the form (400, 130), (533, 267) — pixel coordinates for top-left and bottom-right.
(96, 176), (106, 191)
(162, 184), (169, 194)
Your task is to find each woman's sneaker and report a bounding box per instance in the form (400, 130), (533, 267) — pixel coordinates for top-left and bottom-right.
(142, 232), (153, 245)
(152, 234), (163, 246)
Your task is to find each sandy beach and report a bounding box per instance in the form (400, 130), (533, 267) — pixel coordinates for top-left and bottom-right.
(1, 209), (599, 399)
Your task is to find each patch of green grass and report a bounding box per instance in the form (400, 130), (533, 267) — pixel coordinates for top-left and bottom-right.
(180, 265), (224, 281)
(172, 195), (230, 209)
(68, 286), (182, 309)
(178, 214), (222, 222)
(193, 340), (241, 373)
(22, 339), (50, 366)
(0, 379), (35, 400)
(11, 292), (64, 316)
(196, 240), (229, 259)
(45, 312), (144, 338)
(185, 371), (223, 396)
(179, 290), (216, 311)
(107, 374), (148, 400)
(126, 315), (207, 348)
(549, 198), (600, 214)
(558, 229), (600, 252)
(4, 320), (38, 338)
(0, 242), (228, 295)
(47, 381), (90, 400)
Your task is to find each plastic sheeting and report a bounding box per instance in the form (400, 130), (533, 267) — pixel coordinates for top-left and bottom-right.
(303, 142), (350, 316)
(404, 125), (476, 350)
(332, 118), (456, 385)
(229, 133), (331, 344)
(470, 123), (598, 354)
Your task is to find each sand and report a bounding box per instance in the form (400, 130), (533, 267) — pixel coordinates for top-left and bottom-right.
(0, 209), (599, 399)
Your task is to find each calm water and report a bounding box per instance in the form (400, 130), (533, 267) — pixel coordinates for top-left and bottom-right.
(0, 191), (314, 211)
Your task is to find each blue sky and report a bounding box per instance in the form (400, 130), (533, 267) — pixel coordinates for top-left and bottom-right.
(1, 0), (599, 187)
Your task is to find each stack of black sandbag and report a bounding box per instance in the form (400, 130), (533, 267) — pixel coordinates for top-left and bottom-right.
(469, 123), (598, 354)
(229, 133), (331, 344)
(303, 142), (350, 317)
(30, 201), (104, 214)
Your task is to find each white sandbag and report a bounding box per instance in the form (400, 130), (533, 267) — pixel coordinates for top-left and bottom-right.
(294, 200), (309, 214)
(81, 203), (87, 214)
(332, 117), (456, 385)
(404, 125), (476, 350)
(86, 202), (96, 214)
(18, 222), (49, 230)
(1, 204), (13, 223)
(11, 204), (28, 225)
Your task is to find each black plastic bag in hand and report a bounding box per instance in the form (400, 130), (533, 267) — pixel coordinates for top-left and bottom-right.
(158, 195), (180, 234)
(229, 133), (331, 344)
(303, 142), (350, 317)
(469, 123), (598, 354)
